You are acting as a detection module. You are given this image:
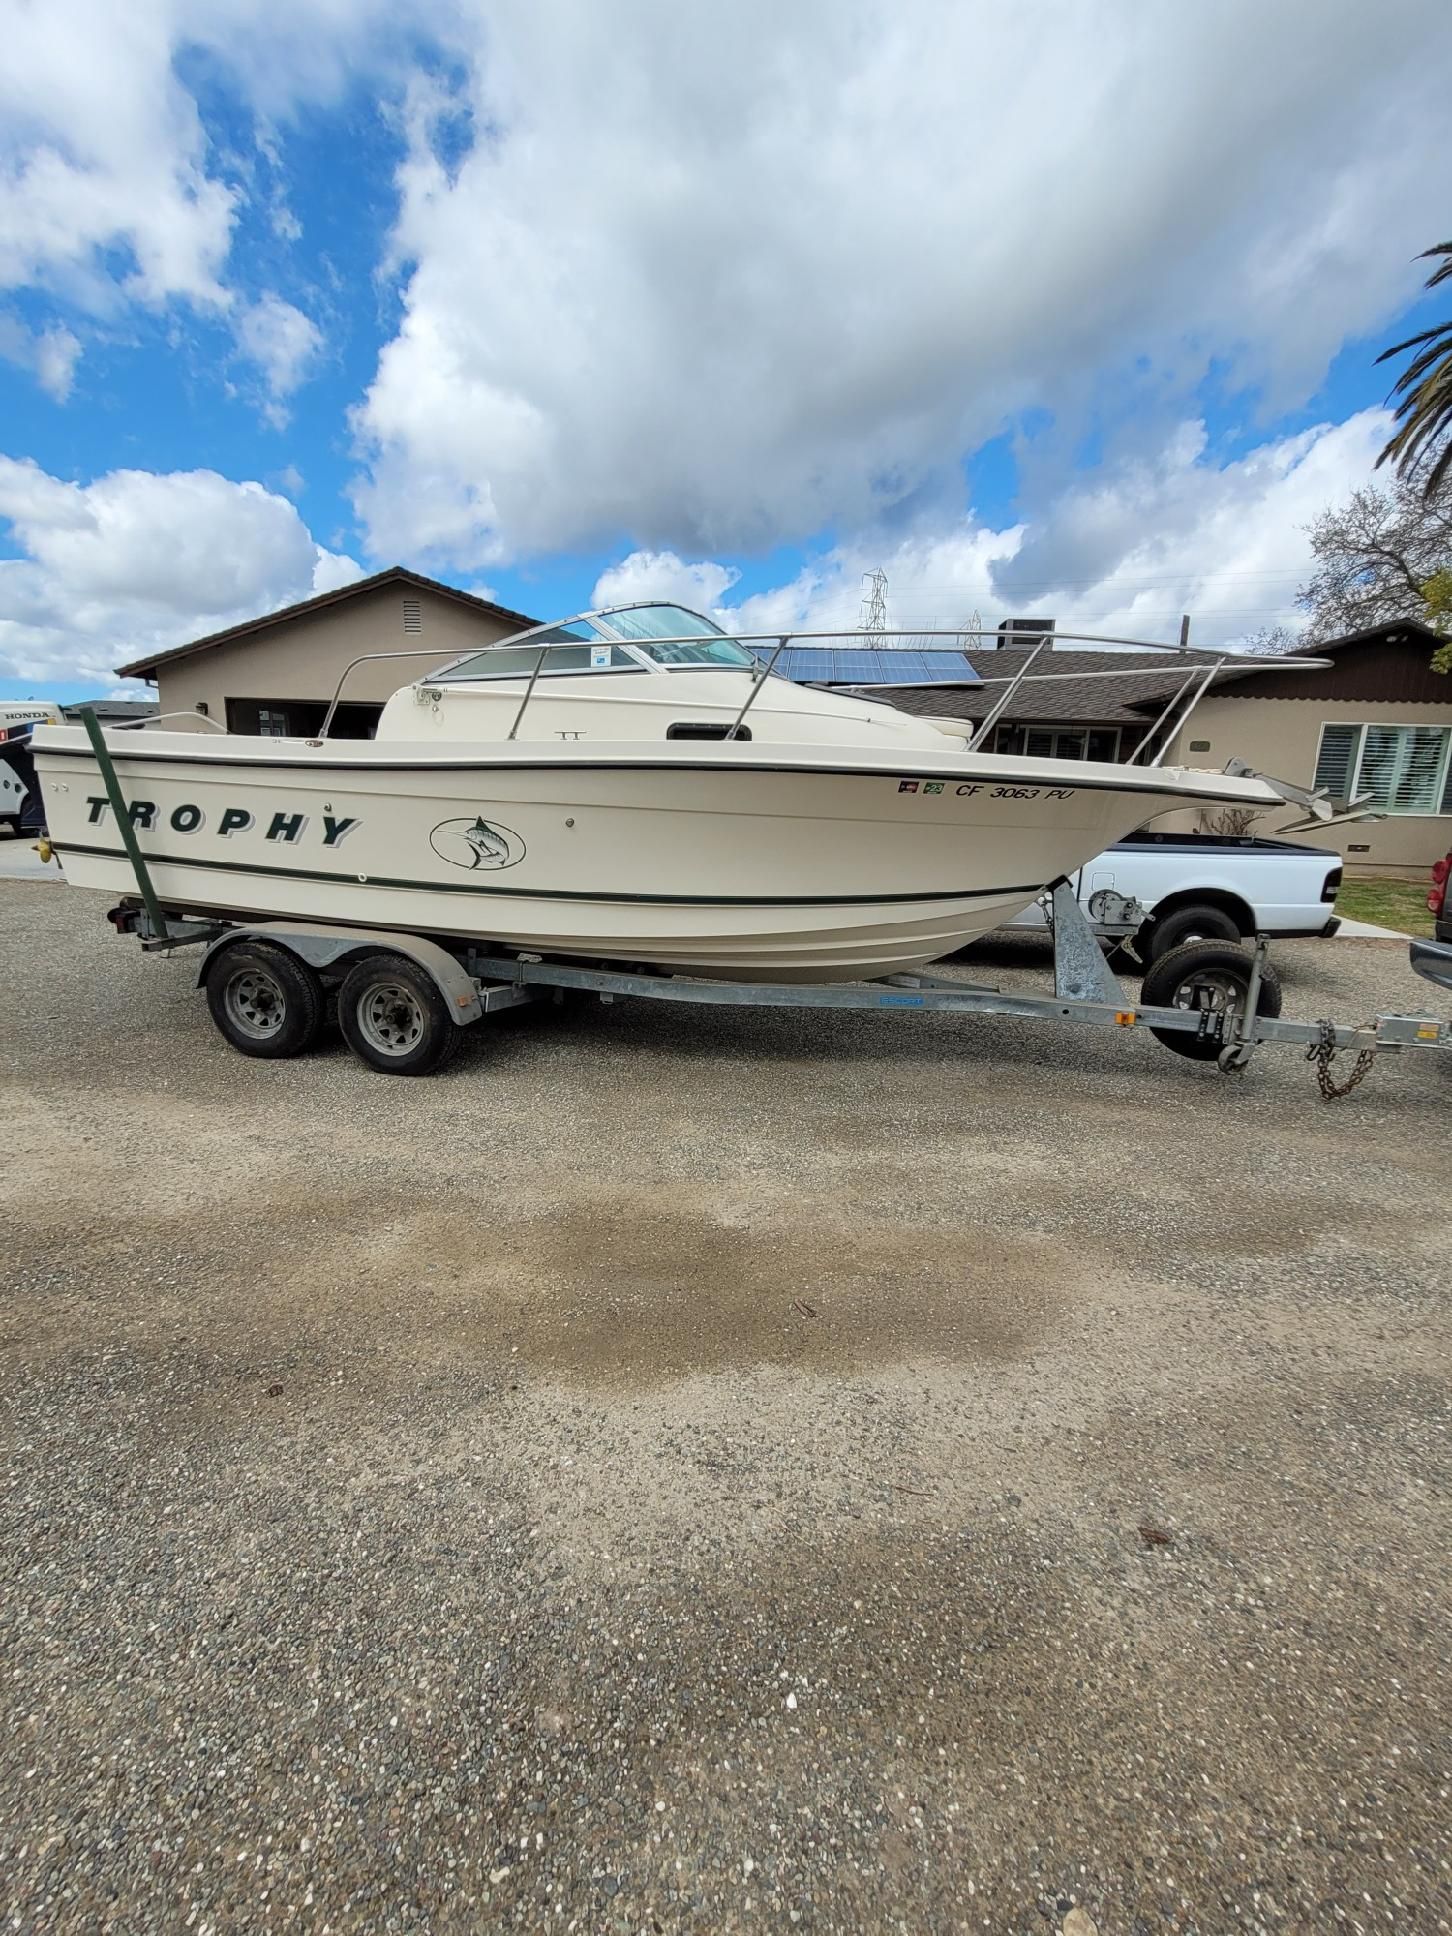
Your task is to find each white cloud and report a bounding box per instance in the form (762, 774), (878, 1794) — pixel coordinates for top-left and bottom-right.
(0, 1), (235, 310)
(310, 546), (367, 596)
(0, 457), (362, 683)
(351, 0), (1452, 568)
(0, 0), (426, 360)
(32, 323), (81, 402)
(236, 294), (324, 425)
(591, 550), (740, 613)
(598, 410), (1390, 652)
(0, 316), (81, 400)
(987, 410), (1394, 646)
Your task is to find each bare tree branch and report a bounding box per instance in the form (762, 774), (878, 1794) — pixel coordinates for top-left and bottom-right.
(1297, 472), (1452, 641)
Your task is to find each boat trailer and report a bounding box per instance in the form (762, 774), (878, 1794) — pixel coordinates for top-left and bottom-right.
(94, 886), (1449, 1095)
(63, 707), (1452, 1091)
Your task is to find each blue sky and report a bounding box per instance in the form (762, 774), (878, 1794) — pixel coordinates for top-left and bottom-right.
(3, 0), (1450, 702)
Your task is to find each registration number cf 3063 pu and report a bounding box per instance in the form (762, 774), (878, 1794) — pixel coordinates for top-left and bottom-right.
(897, 780), (1076, 800)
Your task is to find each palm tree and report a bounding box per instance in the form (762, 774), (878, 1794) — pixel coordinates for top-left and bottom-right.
(1377, 241), (1452, 498)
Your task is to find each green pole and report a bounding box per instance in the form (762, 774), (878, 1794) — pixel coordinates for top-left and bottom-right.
(78, 707), (170, 939)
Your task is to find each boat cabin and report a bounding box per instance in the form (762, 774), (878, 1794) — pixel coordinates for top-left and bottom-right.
(375, 604), (971, 750)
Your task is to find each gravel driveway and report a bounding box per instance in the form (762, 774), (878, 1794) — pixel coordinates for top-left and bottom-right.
(4, 880), (1449, 1934)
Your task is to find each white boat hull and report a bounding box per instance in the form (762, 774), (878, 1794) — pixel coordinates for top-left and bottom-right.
(34, 731), (1282, 978)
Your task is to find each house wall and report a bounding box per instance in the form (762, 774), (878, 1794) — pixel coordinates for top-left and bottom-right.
(151, 583), (524, 724)
(1156, 693), (1452, 874)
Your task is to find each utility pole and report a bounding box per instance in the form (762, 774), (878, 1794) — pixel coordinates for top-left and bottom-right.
(1178, 614), (1191, 648)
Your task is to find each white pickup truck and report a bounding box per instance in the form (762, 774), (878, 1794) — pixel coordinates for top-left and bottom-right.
(1008, 830), (1344, 961)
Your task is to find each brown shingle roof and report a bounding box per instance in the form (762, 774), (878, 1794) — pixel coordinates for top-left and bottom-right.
(115, 566), (539, 681)
(869, 648), (1202, 725)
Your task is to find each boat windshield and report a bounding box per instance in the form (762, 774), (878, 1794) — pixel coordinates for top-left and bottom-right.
(440, 620), (639, 682)
(601, 604), (755, 668)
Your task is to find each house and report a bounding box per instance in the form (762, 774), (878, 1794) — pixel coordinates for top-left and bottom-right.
(877, 646), (1196, 764)
(60, 699), (158, 725)
(1152, 619), (1452, 873)
(876, 619), (1452, 875)
(116, 567), (537, 739)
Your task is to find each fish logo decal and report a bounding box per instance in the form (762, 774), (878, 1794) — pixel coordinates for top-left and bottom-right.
(429, 814), (526, 871)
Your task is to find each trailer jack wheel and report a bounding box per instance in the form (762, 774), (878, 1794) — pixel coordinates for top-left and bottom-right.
(1141, 939), (1282, 1063)
(205, 940), (325, 1060)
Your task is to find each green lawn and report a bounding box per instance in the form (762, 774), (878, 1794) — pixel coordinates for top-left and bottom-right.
(1335, 876), (1436, 938)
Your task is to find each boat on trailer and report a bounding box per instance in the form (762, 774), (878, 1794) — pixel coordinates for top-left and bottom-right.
(32, 604), (1330, 982)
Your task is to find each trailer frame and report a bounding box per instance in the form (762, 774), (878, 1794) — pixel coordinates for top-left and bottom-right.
(103, 882), (1451, 1093)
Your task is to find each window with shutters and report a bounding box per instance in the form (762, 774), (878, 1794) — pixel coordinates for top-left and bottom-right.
(1312, 724), (1360, 802)
(994, 725), (1117, 760)
(1313, 721), (1452, 815)
(402, 597), (422, 634)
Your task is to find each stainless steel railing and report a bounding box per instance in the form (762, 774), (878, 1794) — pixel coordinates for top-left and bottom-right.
(315, 624), (1330, 762)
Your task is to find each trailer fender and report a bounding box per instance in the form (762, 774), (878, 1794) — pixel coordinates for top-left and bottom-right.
(195, 923), (484, 1025)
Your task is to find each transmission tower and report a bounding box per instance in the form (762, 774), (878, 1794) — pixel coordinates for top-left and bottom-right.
(859, 569), (888, 639)
(957, 607), (983, 650)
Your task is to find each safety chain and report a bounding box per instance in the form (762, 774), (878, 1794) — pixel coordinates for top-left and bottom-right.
(1305, 1017), (1377, 1100)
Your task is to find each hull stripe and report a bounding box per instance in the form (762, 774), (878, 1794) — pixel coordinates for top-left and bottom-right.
(36, 745), (1251, 805)
(53, 841), (1044, 909)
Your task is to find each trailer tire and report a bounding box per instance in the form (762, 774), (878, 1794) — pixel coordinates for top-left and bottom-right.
(205, 940), (325, 1059)
(1142, 939), (1282, 1061)
(337, 953), (460, 1077)
(1143, 901), (1242, 961)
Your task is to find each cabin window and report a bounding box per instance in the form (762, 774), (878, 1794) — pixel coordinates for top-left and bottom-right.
(998, 725), (1114, 760)
(1314, 721), (1452, 815)
(441, 639), (639, 680)
(665, 721), (753, 741)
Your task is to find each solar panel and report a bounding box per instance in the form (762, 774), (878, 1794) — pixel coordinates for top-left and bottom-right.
(748, 643), (982, 687)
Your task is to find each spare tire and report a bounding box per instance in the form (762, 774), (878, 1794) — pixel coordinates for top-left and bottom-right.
(1140, 938), (1281, 1061)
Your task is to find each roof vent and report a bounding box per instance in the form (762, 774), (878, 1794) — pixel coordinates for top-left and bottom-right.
(402, 597), (422, 634)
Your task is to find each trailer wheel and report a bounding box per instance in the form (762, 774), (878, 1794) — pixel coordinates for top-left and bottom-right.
(205, 941), (324, 1059)
(337, 953), (460, 1076)
(1142, 939), (1282, 1061)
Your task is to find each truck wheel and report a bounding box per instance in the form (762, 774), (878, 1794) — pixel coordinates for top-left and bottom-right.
(1142, 939), (1282, 1061)
(1144, 902), (1241, 962)
(205, 940), (324, 1059)
(337, 953), (460, 1076)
